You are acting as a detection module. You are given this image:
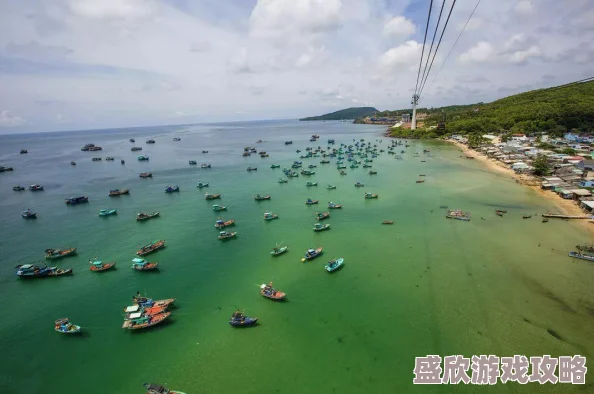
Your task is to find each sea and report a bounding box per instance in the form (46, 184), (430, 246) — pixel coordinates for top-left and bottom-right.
(0, 120), (592, 394)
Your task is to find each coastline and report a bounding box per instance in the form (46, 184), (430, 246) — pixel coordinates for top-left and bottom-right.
(446, 139), (594, 236)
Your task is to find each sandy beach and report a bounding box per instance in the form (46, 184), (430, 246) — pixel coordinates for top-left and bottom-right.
(447, 139), (594, 236)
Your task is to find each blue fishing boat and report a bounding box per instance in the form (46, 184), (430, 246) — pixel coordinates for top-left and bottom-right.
(314, 223), (331, 232)
(13, 185), (25, 191)
(99, 209), (117, 216)
(164, 185), (179, 193)
(65, 196), (89, 205)
(301, 247), (323, 262)
(22, 209), (37, 219)
(325, 257), (344, 272)
(131, 258), (159, 271)
(54, 318), (81, 334)
(305, 198), (319, 205)
(229, 311), (258, 327)
(16, 264), (72, 277)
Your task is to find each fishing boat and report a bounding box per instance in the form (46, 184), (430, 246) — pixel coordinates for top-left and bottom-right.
(121, 159), (125, 165)
(0, 166), (14, 172)
(129, 138), (135, 142)
(369, 170), (377, 175)
(326, 184), (337, 190)
(364, 192), (379, 199)
(137, 155), (149, 161)
(20, 149), (28, 154)
(285, 141), (292, 145)
(122, 311), (171, 330)
(45, 247), (77, 260)
(254, 194), (271, 201)
(202, 150), (209, 154)
(522, 215), (532, 219)
(71, 161), (76, 166)
(146, 139), (156, 144)
(263, 211), (279, 220)
(65, 196), (89, 205)
(99, 209), (117, 216)
(446, 209), (471, 221)
(270, 164), (281, 168)
(315, 212), (330, 221)
(302, 247), (323, 261)
(131, 258), (159, 271)
(218, 231), (237, 240)
(81, 143), (102, 151)
(339, 170), (347, 175)
(137, 212), (160, 221)
(22, 209), (37, 219)
(89, 260), (116, 272)
(355, 181), (364, 187)
(212, 204), (227, 211)
(350, 164), (359, 169)
(13, 185), (25, 191)
(542, 218), (549, 223)
(416, 180), (425, 183)
(325, 258), (344, 272)
(29, 184), (44, 191)
(320, 160), (330, 164)
(306, 181), (318, 186)
(215, 218), (235, 228)
(173, 137), (181, 141)
(131, 146), (142, 151)
(164, 185), (179, 193)
(496, 209), (507, 214)
(313, 223), (331, 232)
(305, 198), (319, 205)
(229, 311), (258, 327)
(382, 220), (394, 224)
(106, 157), (115, 161)
(205, 193), (221, 200)
(260, 283), (286, 301)
(54, 318), (81, 334)
(137, 240), (166, 256)
(109, 188), (129, 196)
(270, 243), (288, 256)
(139, 172), (152, 178)
(92, 157), (102, 161)
(568, 252), (594, 262)
(337, 165), (347, 169)
(247, 167), (257, 171)
(328, 202), (342, 209)
(197, 182), (209, 188)
(301, 170), (315, 175)
(201, 163), (211, 169)
(189, 160), (197, 165)
(133, 296), (176, 308)
(143, 383), (186, 394)
(16, 264), (54, 277)
(278, 178), (288, 184)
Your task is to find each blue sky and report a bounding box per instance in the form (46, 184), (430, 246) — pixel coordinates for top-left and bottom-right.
(0, 0), (592, 133)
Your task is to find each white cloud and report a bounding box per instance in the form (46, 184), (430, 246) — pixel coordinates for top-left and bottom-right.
(383, 16), (415, 38)
(458, 42), (496, 63)
(0, 110), (26, 127)
(295, 53), (312, 68)
(190, 41), (211, 53)
(68, 0), (157, 21)
(380, 41), (421, 68)
(505, 45), (542, 64)
(515, 1), (534, 16)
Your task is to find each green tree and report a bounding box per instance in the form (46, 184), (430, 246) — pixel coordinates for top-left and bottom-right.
(562, 147), (576, 155)
(532, 154), (551, 176)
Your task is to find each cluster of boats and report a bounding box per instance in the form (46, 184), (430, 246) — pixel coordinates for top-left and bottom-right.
(446, 209), (471, 221)
(122, 295), (175, 330)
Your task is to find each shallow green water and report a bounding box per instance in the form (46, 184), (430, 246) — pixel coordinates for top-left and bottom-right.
(0, 121), (592, 393)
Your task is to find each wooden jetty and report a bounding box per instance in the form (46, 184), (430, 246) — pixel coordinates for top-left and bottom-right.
(541, 213), (593, 220)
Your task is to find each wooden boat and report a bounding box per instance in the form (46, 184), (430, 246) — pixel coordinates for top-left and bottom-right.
(194, 182), (209, 189)
(315, 212), (330, 221)
(326, 185), (337, 190)
(254, 194), (271, 201)
(139, 172), (152, 178)
(54, 318), (81, 334)
(568, 252), (594, 262)
(133, 297), (176, 308)
(278, 178), (288, 184)
(446, 210), (471, 221)
(29, 184), (44, 191)
(125, 304), (167, 320)
(143, 383), (186, 394)
(146, 139), (155, 144)
(137, 240), (166, 256)
(205, 193), (221, 200)
(369, 170), (377, 175)
(271, 244), (288, 256)
(89, 260), (116, 272)
(260, 283), (286, 301)
(320, 160), (330, 164)
(229, 315), (258, 327)
(13, 185), (25, 191)
(164, 185), (179, 193)
(132, 258), (159, 271)
(22, 209), (37, 219)
(542, 218), (549, 223)
(105, 157), (115, 161)
(202, 150), (209, 154)
(99, 209), (117, 217)
(218, 231), (237, 240)
(212, 204), (227, 211)
(201, 163), (211, 168)
(263, 211), (279, 220)
(0, 166), (14, 172)
(306, 181), (318, 186)
(129, 138), (135, 142)
(137, 212), (160, 221)
(65, 196), (88, 205)
(328, 202), (342, 209)
(305, 199), (319, 205)
(364, 192), (379, 199)
(270, 164), (281, 168)
(419, 174), (426, 177)
(355, 182), (364, 187)
(313, 223), (331, 232)
(122, 311), (171, 330)
(522, 215), (532, 219)
(137, 155), (149, 161)
(92, 157), (102, 161)
(496, 211), (504, 217)
(496, 209), (507, 214)
(173, 137), (181, 141)
(284, 141), (292, 145)
(247, 167), (257, 171)
(16, 264), (54, 277)
(416, 180), (425, 183)
(382, 220), (394, 224)
(189, 160), (197, 165)
(131, 146), (142, 151)
(325, 258), (344, 272)
(215, 218), (235, 228)
(45, 247), (77, 260)
(49, 268), (73, 276)
(121, 159), (125, 165)
(302, 247), (323, 262)
(339, 170), (347, 175)
(301, 170), (315, 175)
(20, 149), (28, 154)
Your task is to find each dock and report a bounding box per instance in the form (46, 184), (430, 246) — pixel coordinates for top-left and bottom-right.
(541, 214), (593, 219)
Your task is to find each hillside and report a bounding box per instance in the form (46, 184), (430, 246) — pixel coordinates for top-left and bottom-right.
(391, 80), (594, 138)
(300, 107), (378, 121)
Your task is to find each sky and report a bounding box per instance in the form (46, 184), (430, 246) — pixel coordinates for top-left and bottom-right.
(0, 0), (592, 133)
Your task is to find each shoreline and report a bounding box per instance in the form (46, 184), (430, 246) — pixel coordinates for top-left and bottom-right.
(446, 139), (594, 237)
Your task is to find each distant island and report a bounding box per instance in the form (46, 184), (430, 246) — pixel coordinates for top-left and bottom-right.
(299, 107), (378, 121)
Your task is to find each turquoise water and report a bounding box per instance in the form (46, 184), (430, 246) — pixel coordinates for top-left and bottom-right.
(0, 120), (592, 393)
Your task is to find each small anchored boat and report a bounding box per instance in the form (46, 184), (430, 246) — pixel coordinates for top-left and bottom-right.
(22, 209), (37, 219)
(369, 170), (377, 175)
(29, 184), (44, 191)
(301, 170), (315, 175)
(143, 383), (186, 394)
(305, 198), (319, 205)
(137, 212), (160, 221)
(328, 202), (342, 209)
(364, 192), (379, 199)
(146, 139), (155, 144)
(270, 164), (280, 168)
(446, 209), (471, 221)
(326, 184), (337, 190)
(302, 247), (323, 262)
(131, 258), (159, 271)
(306, 181), (318, 187)
(382, 220), (394, 224)
(133, 295), (175, 308)
(212, 204), (227, 211)
(13, 185), (25, 191)
(89, 260), (116, 272)
(522, 215), (532, 219)
(568, 252), (594, 262)
(137, 155), (149, 161)
(173, 137), (181, 141)
(339, 170), (347, 175)
(136, 240), (166, 256)
(189, 160), (197, 165)
(229, 311), (258, 327)
(201, 163), (211, 169)
(315, 212), (330, 221)
(264, 211), (279, 220)
(278, 178), (288, 183)
(314, 223), (331, 232)
(215, 218), (235, 228)
(197, 182), (209, 188)
(271, 243), (288, 256)
(122, 311), (171, 330)
(99, 209), (117, 216)
(65, 196), (88, 205)
(260, 283), (286, 301)
(54, 318), (81, 334)
(325, 258), (344, 272)
(205, 193), (221, 200)
(16, 264), (54, 278)
(254, 194), (271, 201)
(164, 185), (179, 193)
(218, 231), (237, 240)
(247, 167), (258, 171)
(139, 172), (152, 178)
(355, 181), (364, 187)
(45, 247), (77, 260)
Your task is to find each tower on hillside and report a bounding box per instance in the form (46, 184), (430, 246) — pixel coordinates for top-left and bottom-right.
(411, 94), (419, 130)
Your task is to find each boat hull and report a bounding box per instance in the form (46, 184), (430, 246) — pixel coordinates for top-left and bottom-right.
(90, 262), (116, 272)
(569, 252), (594, 262)
(229, 317), (258, 327)
(260, 290), (286, 301)
(271, 246), (288, 256)
(55, 325), (81, 334)
(325, 258), (344, 272)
